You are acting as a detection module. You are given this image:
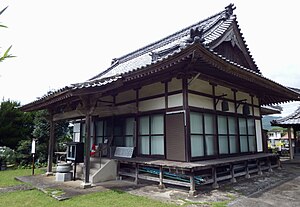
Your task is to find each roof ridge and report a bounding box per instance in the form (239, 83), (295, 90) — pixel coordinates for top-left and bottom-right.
(116, 9), (226, 62)
(90, 5), (234, 81)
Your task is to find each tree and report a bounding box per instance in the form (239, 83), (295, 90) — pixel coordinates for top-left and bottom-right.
(0, 99), (71, 166)
(0, 100), (35, 149)
(32, 110), (71, 164)
(0, 6), (14, 62)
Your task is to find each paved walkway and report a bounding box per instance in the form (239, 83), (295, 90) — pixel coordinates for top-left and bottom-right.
(15, 175), (138, 200)
(0, 184), (33, 193)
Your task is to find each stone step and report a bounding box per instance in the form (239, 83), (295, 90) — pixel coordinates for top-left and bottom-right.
(74, 158), (112, 182)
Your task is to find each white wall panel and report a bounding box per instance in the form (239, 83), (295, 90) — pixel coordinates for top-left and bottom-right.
(116, 90), (136, 104)
(139, 97), (165, 111)
(168, 94), (183, 108)
(236, 91), (251, 104)
(215, 85), (234, 100)
(188, 79), (212, 95)
(189, 93), (214, 110)
(168, 78), (182, 92)
(255, 119), (263, 152)
(254, 107), (260, 116)
(139, 82), (164, 98)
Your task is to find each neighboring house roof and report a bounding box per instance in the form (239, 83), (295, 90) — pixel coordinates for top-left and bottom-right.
(20, 4), (300, 112)
(272, 106), (300, 126)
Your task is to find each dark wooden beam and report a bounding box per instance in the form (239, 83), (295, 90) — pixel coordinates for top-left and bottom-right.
(46, 113), (55, 176)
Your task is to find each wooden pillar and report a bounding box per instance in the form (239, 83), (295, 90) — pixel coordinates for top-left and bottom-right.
(189, 173), (196, 196)
(267, 157), (273, 172)
(230, 163), (236, 183)
(245, 161), (250, 179)
(134, 163), (139, 185)
(83, 113), (91, 186)
(277, 156), (282, 169)
(182, 76), (190, 162)
(288, 127), (294, 160)
(80, 96), (97, 188)
(116, 161), (120, 180)
(46, 117), (55, 176)
(212, 167), (219, 189)
(257, 159), (263, 175)
(158, 166), (165, 189)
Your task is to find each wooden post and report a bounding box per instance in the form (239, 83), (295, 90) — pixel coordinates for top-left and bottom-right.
(189, 173), (196, 196)
(83, 113), (91, 186)
(212, 167), (219, 189)
(116, 161), (120, 180)
(158, 166), (165, 189)
(32, 153), (35, 176)
(257, 159), (263, 175)
(73, 162), (77, 181)
(267, 157), (273, 172)
(134, 163), (139, 185)
(46, 117), (54, 176)
(245, 161), (250, 179)
(288, 127), (294, 160)
(230, 163), (236, 183)
(277, 156), (282, 169)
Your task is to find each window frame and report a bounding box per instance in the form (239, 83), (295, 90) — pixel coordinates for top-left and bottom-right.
(190, 112), (217, 158)
(138, 114), (165, 157)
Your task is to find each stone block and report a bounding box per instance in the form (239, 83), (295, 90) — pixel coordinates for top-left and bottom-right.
(56, 172), (72, 182)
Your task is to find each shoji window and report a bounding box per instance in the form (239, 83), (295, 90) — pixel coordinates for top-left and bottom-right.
(139, 114), (164, 155)
(113, 117), (134, 147)
(239, 118), (256, 153)
(217, 116), (238, 155)
(190, 112), (216, 157)
(95, 119), (112, 145)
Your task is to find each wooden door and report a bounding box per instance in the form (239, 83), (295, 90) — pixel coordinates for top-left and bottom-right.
(165, 112), (186, 161)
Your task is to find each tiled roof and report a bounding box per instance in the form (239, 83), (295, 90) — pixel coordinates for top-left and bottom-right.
(25, 75), (121, 109)
(89, 3), (259, 81)
(272, 106), (300, 126)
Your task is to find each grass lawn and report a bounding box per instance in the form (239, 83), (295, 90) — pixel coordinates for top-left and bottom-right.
(0, 169), (229, 207)
(0, 168), (44, 187)
(0, 189), (176, 207)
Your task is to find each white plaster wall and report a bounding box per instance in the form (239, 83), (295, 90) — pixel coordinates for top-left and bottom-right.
(139, 97), (165, 111)
(236, 91), (251, 104)
(254, 107), (260, 116)
(188, 79), (212, 95)
(215, 85), (234, 100)
(188, 93), (214, 110)
(255, 119), (263, 152)
(116, 90), (136, 104)
(253, 96), (259, 106)
(168, 78), (182, 92)
(168, 94), (183, 108)
(139, 82), (164, 98)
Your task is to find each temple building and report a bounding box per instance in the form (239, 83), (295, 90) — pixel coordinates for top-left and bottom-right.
(21, 4), (300, 193)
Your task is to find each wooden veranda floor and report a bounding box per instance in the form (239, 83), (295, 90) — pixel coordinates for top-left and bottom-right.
(115, 153), (280, 195)
(115, 153), (278, 170)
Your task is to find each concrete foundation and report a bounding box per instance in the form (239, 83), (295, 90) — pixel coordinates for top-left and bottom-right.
(56, 172), (72, 182)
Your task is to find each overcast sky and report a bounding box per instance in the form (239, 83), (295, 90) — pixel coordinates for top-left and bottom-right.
(1, 0), (299, 117)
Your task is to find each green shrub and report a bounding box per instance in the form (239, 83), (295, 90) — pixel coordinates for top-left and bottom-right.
(0, 146), (16, 165)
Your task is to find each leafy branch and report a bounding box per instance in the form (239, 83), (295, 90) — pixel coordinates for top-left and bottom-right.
(0, 6), (14, 62)
(0, 45), (14, 62)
